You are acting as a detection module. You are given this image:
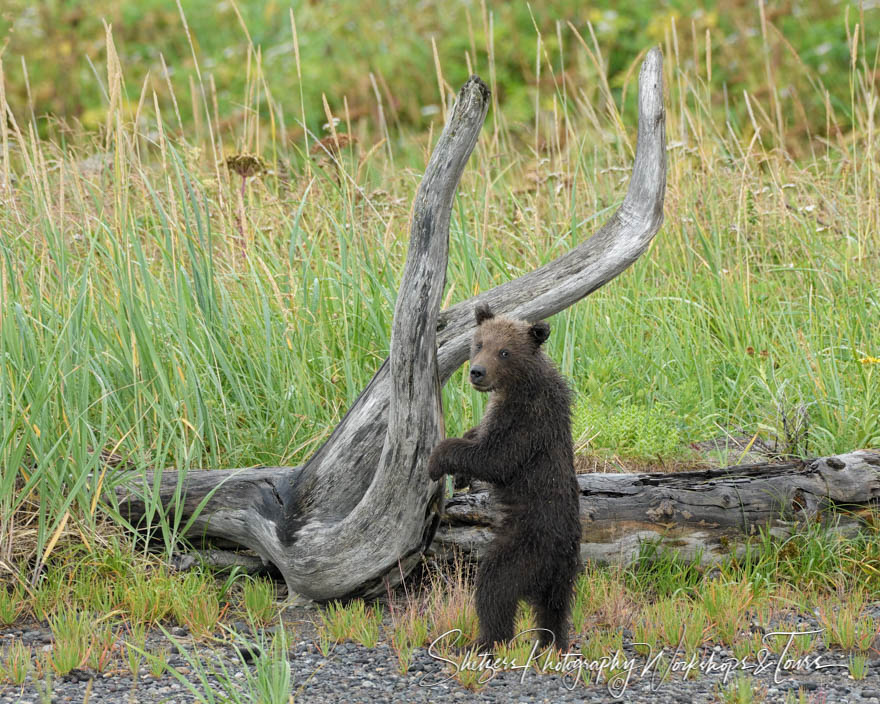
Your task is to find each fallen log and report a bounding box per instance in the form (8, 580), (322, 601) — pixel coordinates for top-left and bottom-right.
(432, 451), (880, 565)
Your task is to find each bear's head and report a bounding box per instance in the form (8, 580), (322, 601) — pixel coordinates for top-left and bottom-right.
(468, 303), (551, 393)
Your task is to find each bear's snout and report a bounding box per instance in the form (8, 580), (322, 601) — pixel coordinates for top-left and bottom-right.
(469, 365), (487, 385)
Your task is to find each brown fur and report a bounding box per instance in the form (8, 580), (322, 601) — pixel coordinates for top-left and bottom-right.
(428, 304), (581, 651)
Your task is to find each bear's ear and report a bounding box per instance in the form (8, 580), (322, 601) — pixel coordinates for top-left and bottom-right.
(529, 320), (550, 346)
(474, 303), (494, 325)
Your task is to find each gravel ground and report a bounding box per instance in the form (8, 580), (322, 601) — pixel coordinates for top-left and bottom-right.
(2, 607), (880, 703)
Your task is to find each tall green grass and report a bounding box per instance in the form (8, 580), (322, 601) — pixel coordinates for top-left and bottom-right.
(2, 2), (878, 143)
(0, 9), (878, 582)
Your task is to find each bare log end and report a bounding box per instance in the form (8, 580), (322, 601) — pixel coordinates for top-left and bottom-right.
(463, 74), (491, 104)
(436, 76), (490, 141)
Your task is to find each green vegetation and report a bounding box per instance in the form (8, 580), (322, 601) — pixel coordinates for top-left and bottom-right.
(0, 520), (879, 690)
(46, 610), (92, 676)
(307, 520), (880, 690)
(145, 644), (171, 679)
(717, 674), (767, 704)
(850, 653), (870, 681)
(242, 576), (278, 626)
(0, 581), (23, 626)
(316, 598), (384, 649)
(160, 622), (296, 703)
(574, 401), (683, 460)
(1, 1), (878, 146)
(0, 640), (30, 685)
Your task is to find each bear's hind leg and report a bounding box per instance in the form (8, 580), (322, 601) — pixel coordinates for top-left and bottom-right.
(474, 553), (519, 650)
(533, 579), (575, 652)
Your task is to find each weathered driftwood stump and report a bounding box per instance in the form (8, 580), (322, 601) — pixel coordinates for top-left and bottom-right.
(434, 451), (880, 565)
(118, 50), (671, 599)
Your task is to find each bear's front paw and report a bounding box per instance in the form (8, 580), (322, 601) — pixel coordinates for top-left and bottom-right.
(427, 454), (445, 481)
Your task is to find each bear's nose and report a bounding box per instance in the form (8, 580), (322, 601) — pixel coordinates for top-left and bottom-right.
(470, 365), (486, 383)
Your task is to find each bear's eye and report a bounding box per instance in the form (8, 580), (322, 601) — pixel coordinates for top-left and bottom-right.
(475, 342), (483, 351)
(499, 349), (509, 359)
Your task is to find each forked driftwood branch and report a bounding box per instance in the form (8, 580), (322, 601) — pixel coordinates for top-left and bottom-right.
(117, 49), (669, 599)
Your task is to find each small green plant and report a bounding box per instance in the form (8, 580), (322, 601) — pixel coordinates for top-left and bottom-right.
(633, 595), (707, 668)
(87, 620), (118, 673)
(783, 688), (812, 704)
(579, 627), (624, 679)
(161, 633), (224, 703)
(648, 598), (685, 647)
(171, 572), (222, 637)
(513, 603), (538, 649)
(716, 673), (766, 704)
(816, 595), (876, 651)
(849, 653), (869, 680)
(733, 632), (767, 663)
(35, 667), (53, 704)
(122, 569), (176, 624)
(764, 622), (813, 657)
(125, 646), (142, 680)
(244, 628), (292, 704)
(47, 610), (91, 675)
(390, 624), (415, 674)
(71, 574), (115, 615)
(124, 621), (147, 679)
(147, 646), (170, 678)
(426, 559), (478, 646)
(32, 570), (71, 622)
(315, 598), (383, 648)
(389, 594), (430, 675)
(165, 625), (293, 704)
(0, 640), (31, 685)
(452, 649), (485, 692)
(571, 566), (633, 634)
(242, 577), (276, 626)
(403, 608), (429, 647)
(314, 622), (335, 657)
(495, 636), (535, 672)
(570, 570), (603, 633)
(68, 548), (131, 615)
(680, 605), (708, 654)
(771, 521), (850, 593)
(700, 579), (752, 645)
(0, 582), (24, 626)
(350, 600), (382, 648)
(184, 591), (222, 638)
(498, 605), (558, 673)
(318, 600), (354, 644)
(632, 612), (659, 656)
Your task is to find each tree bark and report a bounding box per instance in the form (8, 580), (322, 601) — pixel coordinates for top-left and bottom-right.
(433, 451), (880, 565)
(116, 48), (668, 600)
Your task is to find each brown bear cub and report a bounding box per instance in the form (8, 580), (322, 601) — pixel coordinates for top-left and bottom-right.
(428, 304), (581, 652)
